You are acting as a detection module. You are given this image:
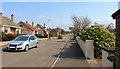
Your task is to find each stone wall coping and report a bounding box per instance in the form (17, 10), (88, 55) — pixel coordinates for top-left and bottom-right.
(101, 47), (115, 52)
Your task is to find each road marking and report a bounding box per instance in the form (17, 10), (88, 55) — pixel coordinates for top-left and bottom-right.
(50, 54), (61, 68)
(50, 42), (68, 69)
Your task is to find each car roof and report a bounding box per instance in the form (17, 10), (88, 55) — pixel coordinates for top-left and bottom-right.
(19, 35), (35, 37)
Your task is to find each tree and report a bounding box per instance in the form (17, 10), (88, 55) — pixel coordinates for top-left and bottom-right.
(71, 15), (91, 34)
(106, 23), (115, 33)
(61, 29), (65, 34)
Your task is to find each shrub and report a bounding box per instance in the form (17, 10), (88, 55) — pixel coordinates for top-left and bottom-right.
(80, 26), (115, 58)
(2, 34), (16, 41)
(50, 32), (57, 37)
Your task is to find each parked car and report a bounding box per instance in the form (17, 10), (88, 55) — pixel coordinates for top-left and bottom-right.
(58, 35), (63, 39)
(7, 35), (38, 51)
(16, 34), (27, 37)
(35, 34), (44, 38)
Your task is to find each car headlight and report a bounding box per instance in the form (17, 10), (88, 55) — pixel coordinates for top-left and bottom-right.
(18, 43), (23, 46)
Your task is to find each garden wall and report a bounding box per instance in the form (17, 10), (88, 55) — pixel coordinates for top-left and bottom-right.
(76, 36), (94, 60)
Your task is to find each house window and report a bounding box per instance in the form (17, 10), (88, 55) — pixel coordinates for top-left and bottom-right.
(11, 28), (15, 32)
(36, 28), (38, 30)
(4, 27), (7, 30)
(37, 28), (41, 30)
(35, 31), (37, 34)
(4, 30), (7, 33)
(20, 25), (22, 27)
(17, 31), (19, 34)
(4, 27), (8, 33)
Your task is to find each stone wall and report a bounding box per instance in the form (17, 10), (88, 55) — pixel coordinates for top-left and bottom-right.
(101, 47), (115, 68)
(76, 36), (94, 60)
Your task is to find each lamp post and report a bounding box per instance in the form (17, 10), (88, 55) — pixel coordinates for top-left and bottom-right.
(47, 19), (51, 39)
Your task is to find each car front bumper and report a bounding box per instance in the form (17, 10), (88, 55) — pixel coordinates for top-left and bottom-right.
(7, 45), (25, 51)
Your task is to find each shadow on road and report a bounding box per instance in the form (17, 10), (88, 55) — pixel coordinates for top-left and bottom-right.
(2, 47), (36, 53)
(52, 39), (86, 60)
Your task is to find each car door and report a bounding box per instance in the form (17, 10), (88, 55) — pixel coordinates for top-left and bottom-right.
(32, 36), (37, 47)
(29, 36), (34, 48)
(33, 36), (37, 46)
(30, 36), (36, 47)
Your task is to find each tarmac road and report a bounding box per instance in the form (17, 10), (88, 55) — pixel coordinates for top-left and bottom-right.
(2, 34), (90, 69)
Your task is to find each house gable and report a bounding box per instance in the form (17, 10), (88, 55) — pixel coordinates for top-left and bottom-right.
(18, 21), (35, 34)
(35, 24), (48, 34)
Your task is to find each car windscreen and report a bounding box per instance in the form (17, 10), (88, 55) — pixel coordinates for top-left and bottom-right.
(14, 36), (29, 41)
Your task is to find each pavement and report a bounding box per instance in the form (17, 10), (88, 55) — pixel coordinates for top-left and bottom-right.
(0, 41), (9, 47)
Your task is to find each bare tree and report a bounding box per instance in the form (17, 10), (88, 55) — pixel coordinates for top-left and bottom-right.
(106, 23), (115, 33)
(71, 15), (91, 34)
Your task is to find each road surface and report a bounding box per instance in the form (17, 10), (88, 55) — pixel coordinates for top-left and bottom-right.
(2, 34), (90, 69)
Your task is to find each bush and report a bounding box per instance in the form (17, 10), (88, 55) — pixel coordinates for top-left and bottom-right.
(49, 32), (57, 37)
(2, 34), (16, 41)
(80, 26), (115, 58)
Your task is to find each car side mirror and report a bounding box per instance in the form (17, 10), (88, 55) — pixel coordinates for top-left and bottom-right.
(29, 39), (31, 42)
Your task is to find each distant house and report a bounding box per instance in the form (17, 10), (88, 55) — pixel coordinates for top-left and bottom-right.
(34, 23), (48, 35)
(0, 13), (22, 35)
(17, 21), (35, 34)
(55, 27), (61, 35)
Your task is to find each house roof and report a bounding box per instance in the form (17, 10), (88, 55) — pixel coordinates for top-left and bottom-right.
(0, 15), (18, 26)
(112, 9), (120, 19)
(36, 24), (47, 34)
(55, 27), (61, 32)
(22, 22), (35, 31)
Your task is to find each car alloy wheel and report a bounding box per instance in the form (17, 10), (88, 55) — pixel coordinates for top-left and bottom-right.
(25, 45), (29, 51)
(35, 43), (38, 48)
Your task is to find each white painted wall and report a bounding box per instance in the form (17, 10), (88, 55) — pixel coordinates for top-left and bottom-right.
(76, 36), (94, 60)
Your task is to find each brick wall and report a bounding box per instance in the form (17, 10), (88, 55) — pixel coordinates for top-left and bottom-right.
(112, 9), (120, 69)
(115, 16), (120, 68)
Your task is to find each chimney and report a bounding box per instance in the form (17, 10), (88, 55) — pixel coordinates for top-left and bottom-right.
(26, 21), (28, 23)
(32, 22), (34, 27)
(44, 23), (45, 28)
(11, 14), (14, 22)
(0, 12), (3, 15)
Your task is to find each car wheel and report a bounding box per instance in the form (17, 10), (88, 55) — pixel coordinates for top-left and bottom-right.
(35, 43), (38, 48)
(25, 45), (29, 51)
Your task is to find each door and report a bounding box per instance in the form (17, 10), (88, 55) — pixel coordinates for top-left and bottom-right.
(29, 36), (36, 48)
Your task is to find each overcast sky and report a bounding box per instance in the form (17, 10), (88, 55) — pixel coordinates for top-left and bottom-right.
(1, 1), (119, 31)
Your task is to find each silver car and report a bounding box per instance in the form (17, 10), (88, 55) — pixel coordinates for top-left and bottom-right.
(7, 35), (38, 51)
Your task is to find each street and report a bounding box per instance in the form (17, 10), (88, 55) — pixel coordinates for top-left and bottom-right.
(2, 34), (90, 68)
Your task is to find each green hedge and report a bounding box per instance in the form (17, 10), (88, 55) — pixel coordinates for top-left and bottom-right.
(80, 26), (115, 58)
(49, 32), (57, 37)
(2, 34), (16, 41)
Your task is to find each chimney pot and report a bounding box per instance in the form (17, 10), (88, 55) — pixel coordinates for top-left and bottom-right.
(32, 22), (34, 27)
(26, 21), (28, 23)
(44, 23), (45, 28)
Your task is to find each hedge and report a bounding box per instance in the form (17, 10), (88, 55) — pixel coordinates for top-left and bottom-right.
(80, 26), (115, 58)
(2, 34), (16, 41)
